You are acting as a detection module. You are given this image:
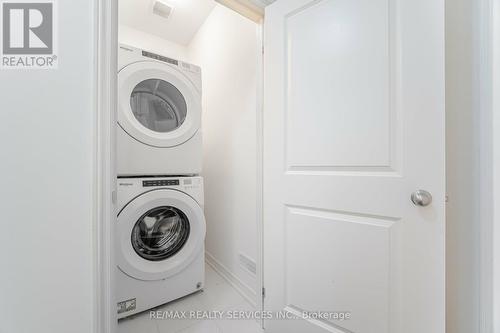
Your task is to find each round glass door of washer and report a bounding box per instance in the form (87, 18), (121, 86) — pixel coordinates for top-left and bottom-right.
(117, 189), (206, 281)
(131, 206), (190, 261)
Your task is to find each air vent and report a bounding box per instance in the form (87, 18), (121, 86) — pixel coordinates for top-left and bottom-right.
(153, 1), (173, 19)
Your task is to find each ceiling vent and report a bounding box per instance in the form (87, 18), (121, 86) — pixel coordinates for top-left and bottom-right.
(153, 1), (174, 20)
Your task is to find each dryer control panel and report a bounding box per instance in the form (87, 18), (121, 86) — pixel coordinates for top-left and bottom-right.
(143, 179), (180, 187)
(141, 50), (178, 66)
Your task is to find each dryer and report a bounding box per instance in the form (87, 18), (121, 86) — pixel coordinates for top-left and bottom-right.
(116, 176), (205, 318)
(118, 44), (202, 176)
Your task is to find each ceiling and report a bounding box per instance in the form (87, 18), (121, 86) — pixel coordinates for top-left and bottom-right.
(119, 0), (217, 46)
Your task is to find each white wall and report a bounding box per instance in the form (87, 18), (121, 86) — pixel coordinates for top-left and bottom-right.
(188, 5), (260, 302)
(119, 24), (188, 60)
(445, 0), (481, 332)
(0, 1), (97, 333)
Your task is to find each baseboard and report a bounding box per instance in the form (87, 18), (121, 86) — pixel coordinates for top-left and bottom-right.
(205, 252), (257, 307)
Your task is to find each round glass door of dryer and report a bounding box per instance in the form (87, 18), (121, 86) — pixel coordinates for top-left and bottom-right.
(118, 61), (201, 148)
(130, 79), (187, 134)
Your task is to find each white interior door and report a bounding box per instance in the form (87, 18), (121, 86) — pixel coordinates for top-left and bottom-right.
(263, 0), (445, 332)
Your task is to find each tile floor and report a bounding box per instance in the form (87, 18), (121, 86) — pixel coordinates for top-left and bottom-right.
(118, 264), (263, 333)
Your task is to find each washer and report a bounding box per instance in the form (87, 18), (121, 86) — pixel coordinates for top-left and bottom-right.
(118, 44), (202, 176)
(116, 176), (205, 319)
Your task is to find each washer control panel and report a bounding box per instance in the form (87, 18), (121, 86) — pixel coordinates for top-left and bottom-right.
(117, 177), (204, 210)
(143, 179), (180, 187)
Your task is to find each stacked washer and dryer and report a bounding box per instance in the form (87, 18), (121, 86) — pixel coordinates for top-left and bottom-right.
(116, 44), (206, 318)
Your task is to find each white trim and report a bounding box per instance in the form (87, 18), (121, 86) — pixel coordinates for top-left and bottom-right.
(94, 0), (117, 332)
(479, 0), (493, 330)
(215, 0), (264, 22)
(492, 0), (500, 330)
(479, 0), (500, 332)
(205, 252), (258, 307)
(255, 17), (265, 327)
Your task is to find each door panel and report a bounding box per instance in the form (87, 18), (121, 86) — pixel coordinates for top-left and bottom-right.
(286, 0), (394, 170)
(263, 0), (445, 332)
(285, 206), (395, 333)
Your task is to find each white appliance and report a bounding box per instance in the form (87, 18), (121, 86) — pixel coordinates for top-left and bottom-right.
(116, 176), (205, 318)
(117, 44), (202, 176)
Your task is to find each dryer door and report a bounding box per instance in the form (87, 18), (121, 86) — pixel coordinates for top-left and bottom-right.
(118, 61), (201, 148)
(117, 189), (206, 281)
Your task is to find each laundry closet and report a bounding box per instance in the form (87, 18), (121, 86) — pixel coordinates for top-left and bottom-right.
(116, 1), (262, 332)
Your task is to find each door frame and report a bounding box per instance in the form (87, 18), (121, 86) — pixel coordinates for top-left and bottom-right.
(479, 0), (500, 331)
(94, 0), (118, 332)
(256, 17), (265, 319)
(494, 2), (500, 328)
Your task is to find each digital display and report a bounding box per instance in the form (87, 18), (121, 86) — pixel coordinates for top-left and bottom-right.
(143, 179), (180, 187)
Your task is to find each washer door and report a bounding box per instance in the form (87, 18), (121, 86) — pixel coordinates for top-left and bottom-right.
(117, 189), (205, 281)
(118, 61), (201, 148)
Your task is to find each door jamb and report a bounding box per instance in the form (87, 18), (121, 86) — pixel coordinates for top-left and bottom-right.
(94, 0), (118, 332)
(479, 0), (500, 332)
(256, 16), (265, 327)
(492, 1), (500, 329)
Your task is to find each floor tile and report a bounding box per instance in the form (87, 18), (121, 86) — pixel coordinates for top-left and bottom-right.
(121, 263), (263, 333)
(177, 320), (221, 333)
(154, 293), (206, 333)
(196, 267), (245, 312)
(118, 312), (159, 333)
(204, 265), (226, 289)
(217, 317), (263, 333)
(216, 301), (263, 333)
